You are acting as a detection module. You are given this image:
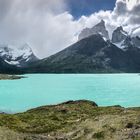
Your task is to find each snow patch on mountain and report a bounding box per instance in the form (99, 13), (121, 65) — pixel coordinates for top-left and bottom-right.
(114, 40), (125, 49)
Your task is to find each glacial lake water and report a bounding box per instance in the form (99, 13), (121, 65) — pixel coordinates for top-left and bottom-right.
(0, 74), (140, 113)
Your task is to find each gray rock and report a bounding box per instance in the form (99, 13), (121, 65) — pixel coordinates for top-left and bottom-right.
(112, 26), (128, 43)
(78, 20), (109, 41)
(132, 36), (140, 48)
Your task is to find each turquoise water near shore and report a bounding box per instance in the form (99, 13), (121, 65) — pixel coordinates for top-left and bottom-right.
(0, 74), (140, 113)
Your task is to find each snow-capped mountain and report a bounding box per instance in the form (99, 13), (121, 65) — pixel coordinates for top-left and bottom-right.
(111, 26), (140, 49)
(1, 20), (140, 74)
(26, 20), (140, 73)
(79, 20), (140, 50)
(0, 43), (39, 67)
(78, 20), (109, 41)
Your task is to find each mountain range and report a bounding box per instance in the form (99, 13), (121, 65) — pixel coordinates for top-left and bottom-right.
(1, 20), (140, 73)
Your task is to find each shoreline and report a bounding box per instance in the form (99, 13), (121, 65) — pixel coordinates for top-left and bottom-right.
(1, 100), (140, 115)
(0, 74), (26, 80)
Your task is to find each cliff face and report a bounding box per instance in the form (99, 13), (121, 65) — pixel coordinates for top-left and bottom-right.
(112, 26), (128, 44)
(78, 20), (109, 41)
(0, 100), (139, 140)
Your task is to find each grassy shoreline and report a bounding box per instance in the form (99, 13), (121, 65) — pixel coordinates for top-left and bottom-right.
(0, 100), (139, 140)
(0, 74), (25, 80)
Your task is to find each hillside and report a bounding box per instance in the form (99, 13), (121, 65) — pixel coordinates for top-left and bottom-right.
(0, 58), (23, 74)
(0, 100), (139, 140)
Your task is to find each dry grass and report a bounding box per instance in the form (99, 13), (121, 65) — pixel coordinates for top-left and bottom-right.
(0, 100), (139, 140)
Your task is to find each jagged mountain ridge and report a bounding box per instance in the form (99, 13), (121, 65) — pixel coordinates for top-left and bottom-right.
(78, 20), (109, 41)
(25, 20), (140, 73)
(1, 20), (140, 73)
(111, 26), (140, 49)
(26, 35), (140, 73)
(112, 26), (128, 44)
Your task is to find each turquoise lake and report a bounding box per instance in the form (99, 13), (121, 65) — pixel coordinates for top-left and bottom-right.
(0, 74), (140, 113)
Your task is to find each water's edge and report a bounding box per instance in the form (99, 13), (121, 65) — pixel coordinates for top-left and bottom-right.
(0, 73), (140, 113)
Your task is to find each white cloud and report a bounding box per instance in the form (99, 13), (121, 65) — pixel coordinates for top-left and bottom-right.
(0, 0), (74, 58)
(76, 0), (140, 39)
(126, 0), (140, 10)
(0, 0), (140, 58)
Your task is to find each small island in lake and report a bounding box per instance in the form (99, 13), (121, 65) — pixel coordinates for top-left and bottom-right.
(0, 74), (25, 80)
(0, 100), (139, 140)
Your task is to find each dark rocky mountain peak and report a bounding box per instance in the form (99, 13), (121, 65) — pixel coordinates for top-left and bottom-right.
(112, 26), (128, 43)
(26, 29), (140, 73)
(1, 21), (140, 74)
(78, 20), (109, 41)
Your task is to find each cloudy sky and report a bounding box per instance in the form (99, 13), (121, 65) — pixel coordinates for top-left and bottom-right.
(0, 0), (140, 58)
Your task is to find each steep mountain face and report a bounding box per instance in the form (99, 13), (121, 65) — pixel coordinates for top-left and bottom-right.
(131, 36), (140, 48)
(1, 20), (140, 73)
(26, 34), (110, 73)
(78, 20), (109, 41)
(112, 26), (140, 49)
(112, 26), (127, 44)
(26, 22), (140, 73)
(26, 33), (140, 73)
(0, 43), (38, 67)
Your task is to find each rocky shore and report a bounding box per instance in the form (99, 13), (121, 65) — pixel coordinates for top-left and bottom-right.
(0, 74), (25, 80)
(0, 100), (139, 140)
